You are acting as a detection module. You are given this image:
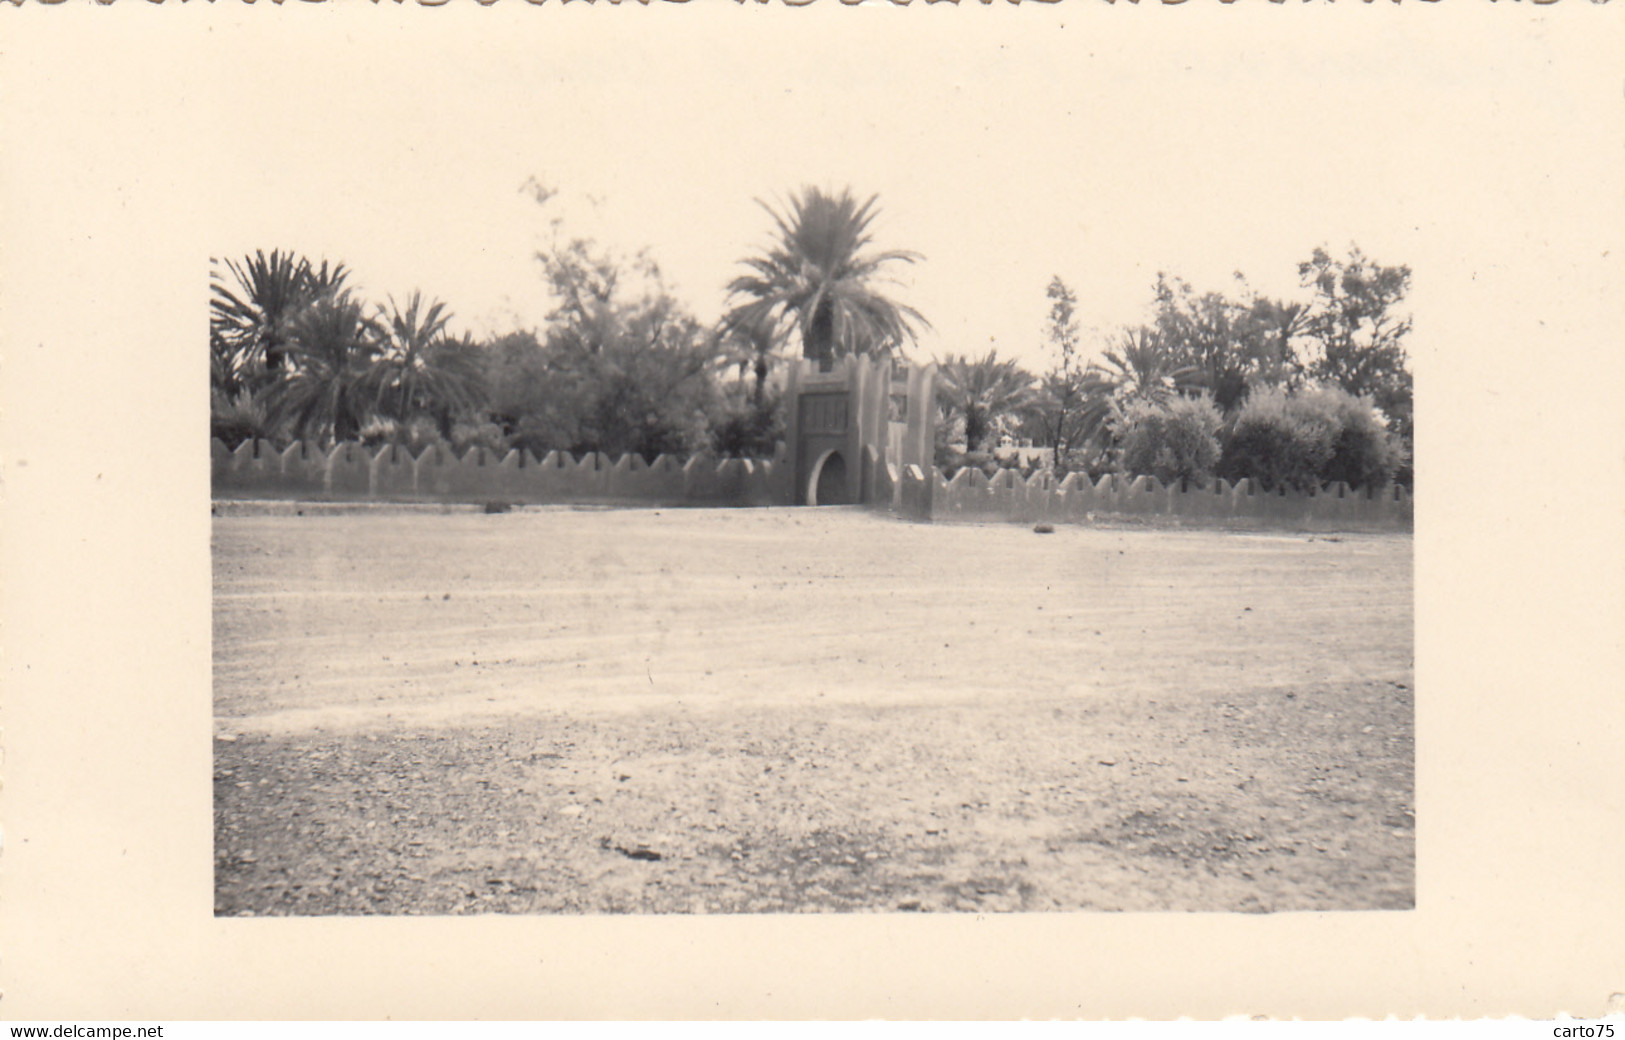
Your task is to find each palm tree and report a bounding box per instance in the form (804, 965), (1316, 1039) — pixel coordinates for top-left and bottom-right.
(935, 349), (1035, 453)
(368, 292), (486, 438)
(1054, 328), (1204, 461)
(209, 385), (282, 450)
(1091, 326), (1201, 406)
(725, 186), (928, 363)
(210, 250), (350, 393)
(419, 335), (490, 440)
(716, 311), (781, 407)
(264, 290), (379, 447)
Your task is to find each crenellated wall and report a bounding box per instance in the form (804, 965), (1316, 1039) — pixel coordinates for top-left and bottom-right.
(212, 438), (1409, 530)
(211, 439), (790, 508)
(911, 468), (1411, 530)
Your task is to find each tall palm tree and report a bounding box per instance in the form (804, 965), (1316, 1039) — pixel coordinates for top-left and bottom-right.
(725, 186), (928, 363)
(210, 250), (350, 393)
(264, 290), (379, 447)
(935, 349), (1035, 453)
(368, 292), (486, 438)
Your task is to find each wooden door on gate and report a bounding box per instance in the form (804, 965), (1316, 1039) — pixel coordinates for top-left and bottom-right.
(796, 391), (851, 505)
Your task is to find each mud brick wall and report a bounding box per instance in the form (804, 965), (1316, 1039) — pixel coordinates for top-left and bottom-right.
(214, 438), (1409, 530)
(212, 439), (791, 508)
(918, 470), (1412, 531)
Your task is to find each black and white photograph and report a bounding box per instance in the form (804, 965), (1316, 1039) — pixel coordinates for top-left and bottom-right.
(207, 11), (1417, 919)
(4, 0), (1623, 1022)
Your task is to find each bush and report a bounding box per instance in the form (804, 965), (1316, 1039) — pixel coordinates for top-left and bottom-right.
(711, 388), (785, 459)
(449, 419), (510, 456)
(1218, 387), (1334, 492)
(503, 411), (579, 461)
(1219, 386), (1403, 492)
(1114, 394), (1223, 488)
(480, 313), (723, 464)
(1392, 441), (1414, 488)
(1305, 387), (1406, 490)
(1054, 444), (1113, 483)
(359, 416), (448, 456)
(934, 449), (1004, 479)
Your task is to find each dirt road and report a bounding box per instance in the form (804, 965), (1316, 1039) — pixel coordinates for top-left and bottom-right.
(213, 505), (1413, 914)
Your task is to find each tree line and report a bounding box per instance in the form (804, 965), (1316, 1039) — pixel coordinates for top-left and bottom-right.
(211, 185), (927, 464)
(213, 183), (1412, 491)
(935, 247), (1414, 491)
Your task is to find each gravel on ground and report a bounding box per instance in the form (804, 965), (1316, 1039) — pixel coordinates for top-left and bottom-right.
(213, 505), (1413, 915)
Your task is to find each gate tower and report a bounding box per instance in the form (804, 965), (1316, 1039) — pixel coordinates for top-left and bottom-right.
(782, 354), (937, 508)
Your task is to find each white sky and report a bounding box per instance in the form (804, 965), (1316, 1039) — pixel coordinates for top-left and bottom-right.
(194, 3), (1566, 375)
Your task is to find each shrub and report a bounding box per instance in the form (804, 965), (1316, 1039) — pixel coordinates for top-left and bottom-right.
(1218, 387), (1336, 492)
(711, 387), (785, 459)
(1304, 387), (1405, 490)
(966, 452), (1002, 477)
(359, 416), (446, 456)
(933, 448), (1004, 480)
(1114, 394), (1224, 488)
(1055, 444), (1114, 483)
(504, 411), (579, 461)
(449, 419), (510, 456)
(1392, 441), (1414, 488)
(1219, 386), (1404, 492)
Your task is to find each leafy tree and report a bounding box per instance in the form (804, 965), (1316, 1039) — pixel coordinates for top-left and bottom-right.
(711, 383), (786, 459)
(1026, 276), (1094, 471)
(725, 186), (927, 362)
(494, 207), (727, 461)
(480, 329), (573, 456)
(263, 290), (380, 447)
(209, 338), (238, 403)
(423, 334), (492, 436)
(1072, 326), (1208, 473)
(1297, 245), (1413, 440)
(562, 312), (723, 460)
(1246, 294), (1312, 388)
(936, 349), (1035, 453)
(1150, 273), (1296, 413)
(210, 250), (349, 394)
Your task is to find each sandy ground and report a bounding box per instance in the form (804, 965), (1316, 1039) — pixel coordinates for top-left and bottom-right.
(213, 505), (1413, 915)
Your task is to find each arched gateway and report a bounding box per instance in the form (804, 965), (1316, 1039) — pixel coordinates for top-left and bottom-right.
(782, 355), (937, 509)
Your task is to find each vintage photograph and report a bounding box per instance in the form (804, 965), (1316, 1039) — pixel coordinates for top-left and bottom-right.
(208, 10), (1415, 918)
(7, 0), (1624, 1022)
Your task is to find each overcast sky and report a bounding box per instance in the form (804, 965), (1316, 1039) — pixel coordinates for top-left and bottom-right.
(190, 4), (1602, 377)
